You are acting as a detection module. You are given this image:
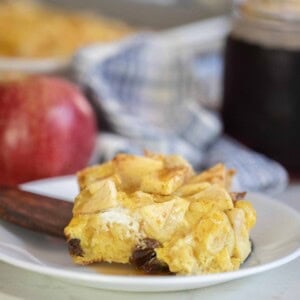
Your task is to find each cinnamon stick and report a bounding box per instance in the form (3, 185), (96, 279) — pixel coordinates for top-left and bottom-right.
(0, 186), (73, 238)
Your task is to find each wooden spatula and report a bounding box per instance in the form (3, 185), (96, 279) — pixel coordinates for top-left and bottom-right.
(0, 186), (73, 238)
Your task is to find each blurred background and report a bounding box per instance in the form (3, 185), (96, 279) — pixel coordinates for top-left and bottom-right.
(0, 0), (295, 193)
(43, 0), (231, 29)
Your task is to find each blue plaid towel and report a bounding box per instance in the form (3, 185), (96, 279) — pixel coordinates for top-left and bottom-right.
(73, 20), (288, 195)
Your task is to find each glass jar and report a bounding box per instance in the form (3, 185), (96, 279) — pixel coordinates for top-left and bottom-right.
(221, 0), (300, 172)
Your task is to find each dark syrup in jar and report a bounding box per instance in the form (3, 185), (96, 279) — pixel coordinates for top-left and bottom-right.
(222, 35), (300, 171)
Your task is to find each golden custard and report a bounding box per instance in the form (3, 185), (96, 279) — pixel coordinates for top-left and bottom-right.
(64, 153), (256, 275)
(0, 0), (133, 58)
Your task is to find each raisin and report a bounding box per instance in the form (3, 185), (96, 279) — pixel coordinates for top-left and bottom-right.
(130, 238), (171, 274)
(230, 192), (247, 202)
(68, 238), (84, 257)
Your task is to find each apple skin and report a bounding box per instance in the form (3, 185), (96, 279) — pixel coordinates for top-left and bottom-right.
(0, 76), (97, 185)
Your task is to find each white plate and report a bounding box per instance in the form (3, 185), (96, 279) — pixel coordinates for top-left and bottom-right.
(0, 176), (299, 292)
(0, 56), (70, 73)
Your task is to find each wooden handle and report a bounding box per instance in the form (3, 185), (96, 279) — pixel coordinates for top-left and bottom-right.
(0, 186), (73, 238)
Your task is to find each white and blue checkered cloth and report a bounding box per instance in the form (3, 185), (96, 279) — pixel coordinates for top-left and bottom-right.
(73, 24), (288, 195)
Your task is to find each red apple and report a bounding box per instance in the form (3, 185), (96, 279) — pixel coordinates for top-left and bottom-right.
(0, 76), (97, 185)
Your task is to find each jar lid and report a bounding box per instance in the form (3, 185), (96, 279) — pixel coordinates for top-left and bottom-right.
(231, 0), (300, 49)
(239, 0), (300, 22)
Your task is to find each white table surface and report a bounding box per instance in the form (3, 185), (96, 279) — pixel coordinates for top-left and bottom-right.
(0, 184), (299, 300)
